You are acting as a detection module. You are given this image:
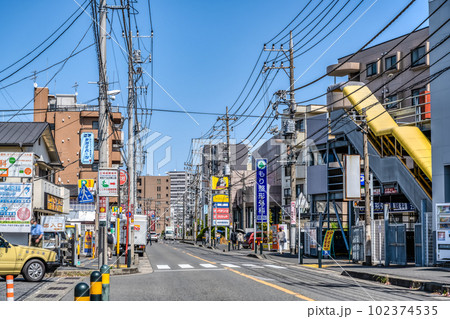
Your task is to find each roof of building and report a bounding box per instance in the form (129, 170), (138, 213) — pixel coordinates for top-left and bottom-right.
(0, 122), (49, 145)
(0, 122), (61, 165)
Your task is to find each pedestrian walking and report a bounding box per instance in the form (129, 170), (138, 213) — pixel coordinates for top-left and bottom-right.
(205, 231), (209, 246)
(107, 228), (114, 259)
(237, 232), (244, 250)
(277, 227), (286, 254)
(230, 231), (237, 250)
(30, 219), (43, 247)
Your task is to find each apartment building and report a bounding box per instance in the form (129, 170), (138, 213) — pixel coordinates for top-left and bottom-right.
(167, 171), (187, 234)
(137, 175), (171, 234)
(33, 87), (124, 202)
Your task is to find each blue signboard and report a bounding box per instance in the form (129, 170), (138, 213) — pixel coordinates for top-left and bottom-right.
(255, 158), (268, 223)
(80, 132), (94, 164)
(359, 202), (415, 213)
(78, 184), (94, 203)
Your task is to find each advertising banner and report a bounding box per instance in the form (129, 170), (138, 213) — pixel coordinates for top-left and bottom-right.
(0, 152), (34, 177)
(98, 169), (118, 196)
(255, 159), (268, 223)
(0, 183), (32, 233)
(78, 179), (95, 190)
(213, 201), (229, 226)
(211, 176), (228, 190)
(322, 230), (335, 257)
(45, 193), (64, 213)
(99, 196), (109, 222)
(42, 216), (65, 232)
(80, 132), (94, 165)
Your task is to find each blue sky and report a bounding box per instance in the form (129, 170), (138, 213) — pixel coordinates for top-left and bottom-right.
(0, 0), (430, 176)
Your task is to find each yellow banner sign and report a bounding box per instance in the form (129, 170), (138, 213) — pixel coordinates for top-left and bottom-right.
(213, 194), (229, 203)
(322, 230), (335, 252)
(78, 179), (95, 189)
(212, 176), (228, 190)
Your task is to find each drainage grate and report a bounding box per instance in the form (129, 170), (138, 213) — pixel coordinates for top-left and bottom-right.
(65, 277), (80, 279)
(48, 287), (68, 290)
(58, 281), (76, 284)
(36, 294), (58, 298)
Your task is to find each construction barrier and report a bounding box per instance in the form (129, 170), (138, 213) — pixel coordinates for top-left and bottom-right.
(100, 264), (110, 301)
(6, 275), (14, 301)
(74, 282), (90, 301)
(90, 271), (102, 301)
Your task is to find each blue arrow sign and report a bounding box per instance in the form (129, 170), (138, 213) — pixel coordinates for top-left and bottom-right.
(78, 184), (94, 203)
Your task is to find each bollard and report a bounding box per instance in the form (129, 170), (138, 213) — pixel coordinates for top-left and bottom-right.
(260, 241), (263, 255)
(90, 271), (102, 301)
(6, 275), (14, 301)
(228, 241), (231, 251)
(254, 240), (257, 254)
(74, 282), (90, 301)
(100, 264), (110, 301)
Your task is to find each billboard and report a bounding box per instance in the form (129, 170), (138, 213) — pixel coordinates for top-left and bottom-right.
(0, 152), (34, 177)
(0, 183), (32, 233)
(98, 169), (118, 196)
(80, 132), (94, 164)
(344, 155), (361, 200)
(42, 216), (65, 232)
(211, 176), (228, 190)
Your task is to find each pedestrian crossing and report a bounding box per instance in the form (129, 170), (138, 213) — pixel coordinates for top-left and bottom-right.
(154, 262), (287, 271)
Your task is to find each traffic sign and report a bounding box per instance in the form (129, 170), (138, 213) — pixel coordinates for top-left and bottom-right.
(126, 211), (131, 218)
(119, 169), (128, 186)
(78, 184), (94, 203)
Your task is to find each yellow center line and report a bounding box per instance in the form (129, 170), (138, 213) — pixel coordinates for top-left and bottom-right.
(185, 252), (216, 264)
(224, 267), (314, 301)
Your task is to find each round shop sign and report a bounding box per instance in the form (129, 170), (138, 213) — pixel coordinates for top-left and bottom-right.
(17, 207), (31, 221)
(24, 168), (32, 175)
(9, 157), (16, 164)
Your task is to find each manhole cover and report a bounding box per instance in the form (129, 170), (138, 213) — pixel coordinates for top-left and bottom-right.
(36, 294), (58, 298)
(48, 287), (68, 290)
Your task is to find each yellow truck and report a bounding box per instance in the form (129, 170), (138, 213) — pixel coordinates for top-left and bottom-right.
(0, 235), (60, 282)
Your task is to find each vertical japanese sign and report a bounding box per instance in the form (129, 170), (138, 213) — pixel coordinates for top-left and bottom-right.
(99, 196), (109, 223)
(0, 183), (32, 232)
(80, 133), (94, 165)
(322, 230), (335, 257)
(290, 201), (296, 224)
(255, 159), (268, 223)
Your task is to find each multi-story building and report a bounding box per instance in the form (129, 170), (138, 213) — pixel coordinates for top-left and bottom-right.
(168, 171), (187, 235)
(137, 175), (171, 235)
(33, 87), (124, 188)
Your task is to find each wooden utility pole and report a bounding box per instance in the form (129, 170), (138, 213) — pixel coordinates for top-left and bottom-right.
(363, 110), (372, 265)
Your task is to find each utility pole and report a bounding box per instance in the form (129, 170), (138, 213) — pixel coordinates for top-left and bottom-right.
(98, 0), (109, 267)
(363, 110), (372, 265)
(218, 106), (237, 239)
(124, 5), (136, 266)
(265, 31), (296, 254)
(242, 177), (246, 230)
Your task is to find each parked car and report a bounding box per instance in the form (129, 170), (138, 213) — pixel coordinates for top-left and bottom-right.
(0, 235), (60, 282)
(150, 232), (158, 242)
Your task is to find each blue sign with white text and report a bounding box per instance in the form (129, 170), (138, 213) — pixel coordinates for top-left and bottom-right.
(80, 132), (94, 164)
(255, 159), (268, 223)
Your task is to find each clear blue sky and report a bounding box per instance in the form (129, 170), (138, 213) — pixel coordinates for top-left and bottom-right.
(0, 0), (430, 176)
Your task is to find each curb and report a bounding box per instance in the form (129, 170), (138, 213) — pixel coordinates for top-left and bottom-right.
(341, 270), (450, 294)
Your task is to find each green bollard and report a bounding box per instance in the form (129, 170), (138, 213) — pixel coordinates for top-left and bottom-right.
(74, 282), (90, 301)
(90, 271), (102, 301)
(100, 265), (110, 301)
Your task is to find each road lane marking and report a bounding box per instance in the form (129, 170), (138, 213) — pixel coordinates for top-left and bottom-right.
(178, 264), (193, 269)
(265, 265), (286, 269)
(241, 263), (264, 268)
(200, 264), (217, 268)
(224, 267), (315, 301)
(185, 252), (216, 264)
(221, 263), (240, 268)
(157, 265), (171, 270)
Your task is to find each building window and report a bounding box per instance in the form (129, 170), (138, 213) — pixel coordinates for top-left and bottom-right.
(411, 87), (426, 106)
(92, 121), (99, 129)
(157, 194), (161, 199)
(92, 162), (99, 171)
(284, 166), (291, 177)
(411, 46), (426, 67)
(49, 123), (55, 131)
(385, 55), (397, 71)
(157, 186), (161, 191)
(94, 139), (99, 150)
(385, 94), (399, 109)
(295, 119), (305, 132)
(157, 179), (161, 185)
(366, 62), (377, 77)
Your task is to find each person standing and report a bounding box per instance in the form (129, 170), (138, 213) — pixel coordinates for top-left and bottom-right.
(30, 219), (44, 247)
(277, 227), (286, 254)
(107, 228), (114, 259)
(230, 230), (237, 250)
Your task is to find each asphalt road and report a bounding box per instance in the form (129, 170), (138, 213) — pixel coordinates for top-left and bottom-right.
(100, 241), (447, 301)
(0, 276), (57, 301)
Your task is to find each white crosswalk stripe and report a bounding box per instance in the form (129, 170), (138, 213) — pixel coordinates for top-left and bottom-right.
(221, 263), (240, 268)
(200, 264), (217, 268)
(178, 264), (194, 269)
(241, 263), (264, 268)
(265, 265), (286, 269)
(157, 265), (171, 270)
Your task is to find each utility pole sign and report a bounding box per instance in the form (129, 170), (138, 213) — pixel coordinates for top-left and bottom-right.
(255, 159), (268, 223)
(98, 169), (119, 196)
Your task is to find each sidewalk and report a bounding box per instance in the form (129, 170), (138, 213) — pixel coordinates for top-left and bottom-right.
(184, 240), (450, 295)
